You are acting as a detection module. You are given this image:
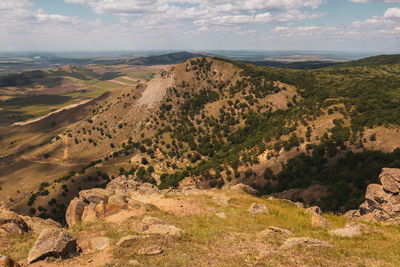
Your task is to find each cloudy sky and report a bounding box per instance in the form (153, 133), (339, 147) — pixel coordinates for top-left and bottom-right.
(0, 0), (399, 52)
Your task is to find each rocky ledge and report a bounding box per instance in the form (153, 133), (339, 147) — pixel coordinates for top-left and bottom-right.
(345, 168), (400, 224)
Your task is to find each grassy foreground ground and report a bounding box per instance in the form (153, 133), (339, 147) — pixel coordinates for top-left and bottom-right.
(3, 187), (400, 266)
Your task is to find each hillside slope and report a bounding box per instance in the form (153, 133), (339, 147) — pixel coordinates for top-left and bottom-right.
(0, 56), (399, 223)
(1, 169), (400, 266)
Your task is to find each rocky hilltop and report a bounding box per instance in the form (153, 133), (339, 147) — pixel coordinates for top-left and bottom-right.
(0, 168), (400, 266)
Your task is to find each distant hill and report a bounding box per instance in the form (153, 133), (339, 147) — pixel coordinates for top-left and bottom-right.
(336, 54), (400, 67)
(242, 54), (400, 69)
(125, 52), (206, 66)
(241, 60), (338, 69)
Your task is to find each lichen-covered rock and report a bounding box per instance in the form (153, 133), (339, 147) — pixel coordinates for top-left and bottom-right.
(65, 197), (86, 227)
(27, 228), (77, 264)
(79, 188), (109, 204)
(20, 216), (61, 234)
(0, 209), (29, 234)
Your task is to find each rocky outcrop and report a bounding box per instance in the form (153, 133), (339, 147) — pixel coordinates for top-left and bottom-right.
(27, 228), (77, 264)
(65, 175), (161, 227)
(344, 168), (400, 224)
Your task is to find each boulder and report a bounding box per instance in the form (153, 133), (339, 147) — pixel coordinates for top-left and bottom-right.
(0, 210), (29, 234)
(20, 216), (61, 234)
(88, 237), (110, 251)
(79, 189), (108, 204)
(27, 228), (77, 264)
(65, 197), (86, 227)
(81, 203), (98, 223)
(380, 168), (400, 182)
(258, 227), (292, 238)
(311, 212), (330, 228)
(365, 184), (387, 206)
(0, 255), (19, 267)
(108, 194), (127, 208)
(229, 184), (257, 195)
(280, 237), (332, 250)
(248, 203), (269, 215)
(143, 224), (183, 237)
(380, 171), (399, 194)
(343, 209), (360, 219)
(305, 206), (322, 215)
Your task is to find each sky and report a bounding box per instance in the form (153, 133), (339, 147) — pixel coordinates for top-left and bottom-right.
(0, 0), (399, 52)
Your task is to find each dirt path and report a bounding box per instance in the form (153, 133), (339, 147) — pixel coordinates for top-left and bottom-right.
(121, 76), (139, 82)
(109, 80), (132, 86)
(12, 99), (92, 126)
(62, 135), (69, 160)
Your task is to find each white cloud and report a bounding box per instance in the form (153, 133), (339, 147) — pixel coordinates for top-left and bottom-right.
(384, 7), (400, 18)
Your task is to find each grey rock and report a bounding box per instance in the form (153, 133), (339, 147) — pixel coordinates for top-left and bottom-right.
(65, 197), (86, 227)
(79, 188), (108, 204)
(27, 228), (77, 264)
